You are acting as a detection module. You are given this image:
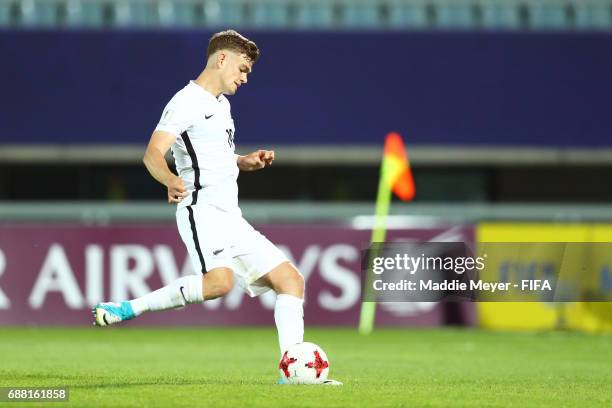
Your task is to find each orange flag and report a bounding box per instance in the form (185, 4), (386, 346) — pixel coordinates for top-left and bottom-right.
(382, 132), (415, 201)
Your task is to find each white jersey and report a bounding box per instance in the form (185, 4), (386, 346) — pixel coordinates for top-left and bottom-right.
(155, 81), (240, 214)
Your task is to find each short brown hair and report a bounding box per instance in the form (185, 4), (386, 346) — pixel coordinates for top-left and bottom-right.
(207, 30), (259, 63)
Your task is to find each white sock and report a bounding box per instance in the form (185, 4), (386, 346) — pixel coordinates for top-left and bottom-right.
(129, 275), (204, 316)
(274, 294), (304, 354)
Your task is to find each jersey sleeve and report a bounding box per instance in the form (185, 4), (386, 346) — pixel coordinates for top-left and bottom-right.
(154, 93), (195, 137)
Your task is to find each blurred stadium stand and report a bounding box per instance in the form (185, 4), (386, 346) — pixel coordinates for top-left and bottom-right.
(0, 0), (611, 30)
(1, 0), (611, 203)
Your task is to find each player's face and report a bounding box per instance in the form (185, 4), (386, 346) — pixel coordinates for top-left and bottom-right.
(219, 51), (253, 95)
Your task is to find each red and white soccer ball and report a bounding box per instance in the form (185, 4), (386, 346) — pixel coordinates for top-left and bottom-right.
(279, 342), (330, 384)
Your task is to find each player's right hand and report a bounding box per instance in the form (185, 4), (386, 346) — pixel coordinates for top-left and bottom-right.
(167, 176), (188, 204)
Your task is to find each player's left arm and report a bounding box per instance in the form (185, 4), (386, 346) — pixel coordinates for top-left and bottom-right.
(236, 150), (274, 171)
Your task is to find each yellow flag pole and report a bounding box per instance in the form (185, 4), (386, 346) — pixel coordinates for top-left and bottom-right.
(359, 159), (394, 334)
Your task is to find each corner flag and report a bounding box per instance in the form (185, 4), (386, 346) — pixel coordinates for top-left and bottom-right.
(383, 132), (415, 201)
(359, 132), (415, 334)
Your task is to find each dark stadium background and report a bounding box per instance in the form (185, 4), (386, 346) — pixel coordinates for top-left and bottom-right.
(1, 29), (611, 203)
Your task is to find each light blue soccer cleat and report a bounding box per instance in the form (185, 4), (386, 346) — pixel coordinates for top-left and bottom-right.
(277, 376), (343, 386)
(93, 301), (136, 327)
(320, 379), (343, 386)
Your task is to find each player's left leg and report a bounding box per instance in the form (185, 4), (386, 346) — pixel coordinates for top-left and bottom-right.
(256, 262), (305, 354)
(256, 262), (343, 386)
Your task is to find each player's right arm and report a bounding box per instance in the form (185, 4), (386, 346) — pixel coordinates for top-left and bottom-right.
(143, 130), (188, 204)
(148, 91), (195, 204)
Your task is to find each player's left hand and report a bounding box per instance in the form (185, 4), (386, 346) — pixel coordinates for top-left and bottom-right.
(238, 150), (274, 171)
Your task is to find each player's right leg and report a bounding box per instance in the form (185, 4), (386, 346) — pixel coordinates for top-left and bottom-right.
(93, 267), (233, 327)
(94, 204), (234, 327)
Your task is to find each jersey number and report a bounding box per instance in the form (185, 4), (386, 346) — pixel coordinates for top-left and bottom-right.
(226, 129), (234, 148)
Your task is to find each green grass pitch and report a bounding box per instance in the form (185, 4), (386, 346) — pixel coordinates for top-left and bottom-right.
(0, 327), (610, 407)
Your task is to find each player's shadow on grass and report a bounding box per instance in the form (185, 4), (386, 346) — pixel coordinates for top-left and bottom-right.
(12, 373), (262, 388)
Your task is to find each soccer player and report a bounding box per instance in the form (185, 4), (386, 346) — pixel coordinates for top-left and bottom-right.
(92, 30), (340, 385)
